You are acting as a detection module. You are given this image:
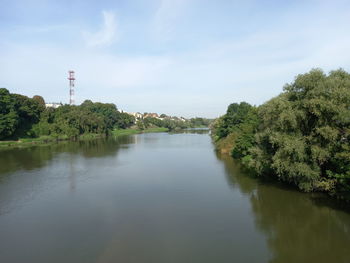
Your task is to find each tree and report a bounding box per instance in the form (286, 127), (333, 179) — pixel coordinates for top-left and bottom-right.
(0, 88), (18, 139)
(81, 100), (119, 131)
(231, 107), (259, 162)
(137, 120), (145, 130)
(215, 102), (253, 139)
(115, 112), (134, 129)
(214, 69), (350, 195)
(0, 89), (44, 139)
(33, 95), (45, 108)
(249, 69), (350, 192)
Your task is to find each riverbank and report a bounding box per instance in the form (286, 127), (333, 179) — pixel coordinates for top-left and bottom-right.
(211, 132), (350, 203)
(112, 127), (168, 137)
(212, 133), (237, 155)
(0, 127), (169, 149)
(0, 133), (105, 149)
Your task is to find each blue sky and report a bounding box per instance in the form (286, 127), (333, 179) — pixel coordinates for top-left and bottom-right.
(1, 0), (350, 117)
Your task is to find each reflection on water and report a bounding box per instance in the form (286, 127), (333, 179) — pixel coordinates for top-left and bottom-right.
(217, 153), (350, 263)
(0, 136), (136, 175)
(0, 136), (136, 215)
(0, 132), (349, 263)
(175, 128), (210, 134)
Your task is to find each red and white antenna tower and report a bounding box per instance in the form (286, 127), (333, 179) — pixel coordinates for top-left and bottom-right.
(68, 70), (75, 105)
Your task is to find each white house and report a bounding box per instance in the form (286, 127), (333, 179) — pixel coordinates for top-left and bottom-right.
(45, 102), (62, 108)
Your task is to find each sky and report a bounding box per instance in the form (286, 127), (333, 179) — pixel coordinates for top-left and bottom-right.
(1, 0), (350, 118)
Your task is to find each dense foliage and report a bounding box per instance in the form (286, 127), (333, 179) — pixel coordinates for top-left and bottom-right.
(1, 89), (212, 140)
(137, 116), (212, 131)
(139, 117), (189, 131)
(0, 89), (134, 140)
(0, 88), (44, 139)
(189, 117), (212, 127)
(214, 69), (350, 195)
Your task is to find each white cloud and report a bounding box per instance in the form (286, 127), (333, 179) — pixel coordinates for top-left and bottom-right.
(83, 11), (118, 48)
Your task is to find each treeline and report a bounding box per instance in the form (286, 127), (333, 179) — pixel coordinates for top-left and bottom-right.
(137, 117), (212, 131)
(213, 69), (350, 196)
(0, 88), (212, 141)
(0, 88), (134, 140)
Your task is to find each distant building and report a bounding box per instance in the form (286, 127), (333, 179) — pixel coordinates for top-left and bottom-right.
(45, 102), (62, 109)
(144, 113), (159, 118)
(129, 112), (143, 119)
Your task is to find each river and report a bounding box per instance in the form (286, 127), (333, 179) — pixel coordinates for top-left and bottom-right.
(0, 131), (349, 263)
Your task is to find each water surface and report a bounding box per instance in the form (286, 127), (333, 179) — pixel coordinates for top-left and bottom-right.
(0, 132), (349, 263)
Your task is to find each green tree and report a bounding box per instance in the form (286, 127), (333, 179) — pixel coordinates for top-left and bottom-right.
(115, 112), (134, 129)
(215, 102), (253, 139)
(32, 95), (45, 108)
(0, 88), (18, 139)
(0, 89), (44, 139)
(249, 69), (350, 192)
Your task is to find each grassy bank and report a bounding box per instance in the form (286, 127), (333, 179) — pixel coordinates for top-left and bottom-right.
(0, 133), (104, 149)
(0, 127), (169, 149)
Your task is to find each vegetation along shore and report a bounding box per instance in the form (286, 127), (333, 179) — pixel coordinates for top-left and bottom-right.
(0, 88), (211, 148)
(212, 69), (350, 200)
